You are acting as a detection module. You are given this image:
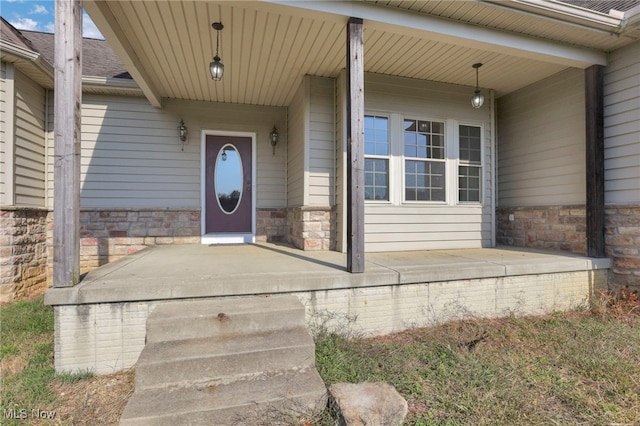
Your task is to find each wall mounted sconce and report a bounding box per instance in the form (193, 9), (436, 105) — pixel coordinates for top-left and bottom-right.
(270, 126), (279, 155)
(210, 22), (224, 81)
(178, 119), (188, 150)
(471, 63), (484, 109)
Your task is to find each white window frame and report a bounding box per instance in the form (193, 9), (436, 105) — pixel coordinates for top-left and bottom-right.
(455, 121), (485, 206)
(401, 115), (448, 205)
(364, 112), (393, 204)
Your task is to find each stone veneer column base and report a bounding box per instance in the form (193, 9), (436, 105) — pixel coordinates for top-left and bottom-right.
(255, 208), (287, 243)
(496, 205), (587, 255)
(0, 207), (50, 303)
(287, 206), (335, 250)
(605, 204), (640, 291)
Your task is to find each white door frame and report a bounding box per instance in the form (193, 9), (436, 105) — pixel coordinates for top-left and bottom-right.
(200, 130), (257, 244)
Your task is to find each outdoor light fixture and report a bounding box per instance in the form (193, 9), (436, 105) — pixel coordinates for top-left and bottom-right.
(471, 63), (484, 109)
(210, 22), (224, 80)
(270, 126), (279, 155)
(178, 119), (188, 150)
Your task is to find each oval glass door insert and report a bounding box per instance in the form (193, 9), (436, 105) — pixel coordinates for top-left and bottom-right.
(215, 144), (243, 214)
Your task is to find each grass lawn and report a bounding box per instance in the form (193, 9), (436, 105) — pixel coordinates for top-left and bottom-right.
(315, 293), (640, 425)
(0, 293), (638, 425)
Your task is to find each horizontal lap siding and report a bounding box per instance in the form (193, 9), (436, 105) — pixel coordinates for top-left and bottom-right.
(14, 69), (46, 207)
(498, 68), (585, 207)
(48, 95), (286, 209)
(0, 62), (9, 204)
(77, 97), (200, 208)
(335, 72), (347, 252)
(308, 77), (335, 206)
(288, 80), (306, 207)
(604, 40), (640, 205)
(363, 73), (493, 252)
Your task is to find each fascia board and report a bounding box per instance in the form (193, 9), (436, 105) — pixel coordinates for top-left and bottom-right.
(263, 0), (606, 67)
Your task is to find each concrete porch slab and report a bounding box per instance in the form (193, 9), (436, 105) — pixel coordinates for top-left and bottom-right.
(45, 243), (611, 306)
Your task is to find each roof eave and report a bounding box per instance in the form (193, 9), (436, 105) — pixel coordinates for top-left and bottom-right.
(481, 0), (626, 34)
(0, 39), (54, 86)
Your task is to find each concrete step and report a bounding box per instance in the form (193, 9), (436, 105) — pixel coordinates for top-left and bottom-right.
(135, 327), (316, 390)
(121, 368), (328, 426)
(146, 295), (306, 343)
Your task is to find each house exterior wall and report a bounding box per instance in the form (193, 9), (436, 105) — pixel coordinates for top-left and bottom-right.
(308, 76), (335, 206)
(42, 95), (289, 275)
(361, 73), (493, 252)
(497, 68), (586, 207)
(287, 80), (306, 208)
(604, 40), (640, 290)
(13, 68), (47, 207)
(496, 68), (587, 254)
(0, 61), (11, 205)
(286, 76), (336, 251)
(0, 66), (50, 303)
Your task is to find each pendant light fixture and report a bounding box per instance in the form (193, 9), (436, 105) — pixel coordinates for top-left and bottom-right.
(471, 63), (484, 109)
(210, 22), (224, 81)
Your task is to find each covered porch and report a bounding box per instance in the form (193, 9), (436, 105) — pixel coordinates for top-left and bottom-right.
(45, 244), (610, 373)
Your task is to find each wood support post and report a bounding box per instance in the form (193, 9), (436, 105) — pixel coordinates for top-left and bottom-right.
(346, 17), (365, 273)
(53, 0), (82, 287)
(585, 65), (605, 258)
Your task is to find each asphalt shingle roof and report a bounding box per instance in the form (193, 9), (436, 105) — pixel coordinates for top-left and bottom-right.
(1, 17), (130, 80)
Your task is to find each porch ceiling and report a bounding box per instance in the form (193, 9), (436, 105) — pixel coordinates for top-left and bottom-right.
(84, 0), (624, 108)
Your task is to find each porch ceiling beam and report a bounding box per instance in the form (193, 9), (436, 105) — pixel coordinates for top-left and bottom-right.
(263, 0), (607, 67)
(84, 0), (163, 108)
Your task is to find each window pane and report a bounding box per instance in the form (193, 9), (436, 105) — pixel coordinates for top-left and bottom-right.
(459, 165), (482, 203)
(459, 125), (481, 165)
(365, 158), (389, 201)
(365, 115), (389, 157)
(404, 119), (445, 160)
(404, 160), (445, 202)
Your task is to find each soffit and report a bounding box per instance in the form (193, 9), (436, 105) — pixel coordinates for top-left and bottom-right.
(86, 1), (612, 107)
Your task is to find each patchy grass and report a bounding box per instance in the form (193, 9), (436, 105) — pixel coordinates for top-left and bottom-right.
(314, 293), (640, 425)
(0, 297), (133, 425)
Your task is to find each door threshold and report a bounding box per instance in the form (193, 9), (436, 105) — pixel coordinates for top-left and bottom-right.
(201, 234), (255, 244)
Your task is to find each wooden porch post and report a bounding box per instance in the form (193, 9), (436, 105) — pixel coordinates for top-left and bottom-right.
(585, 65), (605, 258)
(346, 17), (365, 273)
(53, 0), (82, 287)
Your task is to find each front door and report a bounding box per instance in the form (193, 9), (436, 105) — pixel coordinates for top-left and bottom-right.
(205, 135), (253, 234)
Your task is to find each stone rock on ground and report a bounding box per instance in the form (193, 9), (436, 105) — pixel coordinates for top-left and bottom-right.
(329, 382), (408, 426)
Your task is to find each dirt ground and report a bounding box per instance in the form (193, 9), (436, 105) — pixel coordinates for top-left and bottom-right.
(49, 369), (134, 425)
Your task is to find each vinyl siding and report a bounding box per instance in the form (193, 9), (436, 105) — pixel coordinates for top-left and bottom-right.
(47, 95), (286, 209)
(287, 79), (306, 207)
(308, 77), (335, 206)
(13, 69), (46, 207)
(497, 68), (586, 207)
(335, 71), (347, 252)
(604, 40), (640, 205)
(362, 73), (493, 252)
(0, 61), (10, 205)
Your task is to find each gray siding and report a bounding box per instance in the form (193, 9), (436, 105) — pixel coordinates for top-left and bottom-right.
(362, 73), (493, 252)
(308, 77), (335, 206)
(335, 71), (347, 252)
(0, 61), (10, 205)
(497, 68), (586, 207)
(287, 79), (306, 207)
(604, 40), (640, 205)
(47, 95), (286, 209)
(14, 69), (46, 207)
